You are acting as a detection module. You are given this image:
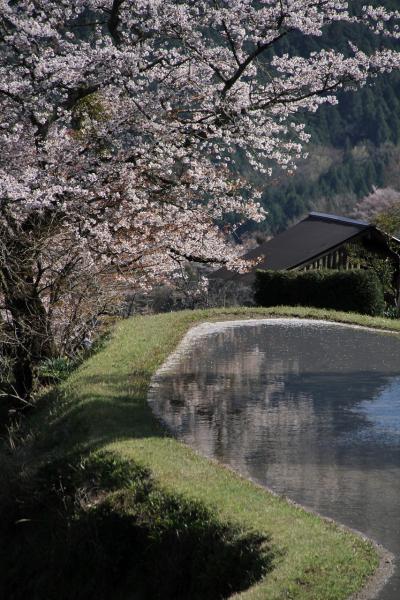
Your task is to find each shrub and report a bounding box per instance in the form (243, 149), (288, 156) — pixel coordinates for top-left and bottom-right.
(254, 269), (385, 316)
(37, 356), (77, 383)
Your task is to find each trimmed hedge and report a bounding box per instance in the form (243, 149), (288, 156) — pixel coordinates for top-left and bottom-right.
(254, 269), (385, 316)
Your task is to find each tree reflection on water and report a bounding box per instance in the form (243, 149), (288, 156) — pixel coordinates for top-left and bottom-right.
(149, 320), (400, 600)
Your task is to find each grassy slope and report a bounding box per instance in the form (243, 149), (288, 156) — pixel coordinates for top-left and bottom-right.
(45, 306), (400, 600)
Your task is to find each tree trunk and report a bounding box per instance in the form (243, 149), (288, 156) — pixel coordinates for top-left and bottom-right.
(2, 266), (56, 402)
(12, 344), (34, 402)
(393, 254), (400, 309)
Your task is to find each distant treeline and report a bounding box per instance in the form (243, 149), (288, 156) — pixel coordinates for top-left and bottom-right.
(242, 2), (400, 236)
(261, 144), (393, 234)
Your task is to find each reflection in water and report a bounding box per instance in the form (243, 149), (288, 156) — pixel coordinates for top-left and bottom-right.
(149, 320), (400, 600)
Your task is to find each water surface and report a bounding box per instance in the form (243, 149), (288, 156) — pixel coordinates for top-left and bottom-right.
(149, 319), (400, 599)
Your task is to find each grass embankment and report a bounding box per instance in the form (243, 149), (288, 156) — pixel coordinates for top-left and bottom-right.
(5, 306), (399, 599)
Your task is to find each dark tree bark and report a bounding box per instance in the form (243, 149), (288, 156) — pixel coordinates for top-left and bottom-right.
(6, 291), (55, 400)
(1, 246), (56, 401)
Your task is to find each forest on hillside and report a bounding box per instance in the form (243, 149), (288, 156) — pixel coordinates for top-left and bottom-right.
(240, 0), (400, 236)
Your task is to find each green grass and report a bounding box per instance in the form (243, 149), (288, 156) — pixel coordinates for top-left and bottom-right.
(11, 306), (400, 599)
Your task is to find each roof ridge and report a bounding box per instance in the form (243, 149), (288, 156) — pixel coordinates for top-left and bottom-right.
(307, 212), (370, 228)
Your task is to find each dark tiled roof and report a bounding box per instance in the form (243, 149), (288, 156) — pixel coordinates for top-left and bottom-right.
(214, 212), (372, 281)
(247, 212), (370, 270)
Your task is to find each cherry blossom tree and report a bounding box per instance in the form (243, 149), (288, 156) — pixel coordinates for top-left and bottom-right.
(1, 0), (400, 399)
(352, 187), (400, 222)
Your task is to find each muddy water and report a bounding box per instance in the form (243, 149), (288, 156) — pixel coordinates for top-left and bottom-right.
(149, 319), (400, 599)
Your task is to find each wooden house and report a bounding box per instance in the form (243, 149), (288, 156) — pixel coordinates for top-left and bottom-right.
(214, 212), (400, 285)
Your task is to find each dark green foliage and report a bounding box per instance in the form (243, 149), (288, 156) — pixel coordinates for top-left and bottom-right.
(0, 452), (273, 600)
(254, 269), (385, 316)
(37, 356), (77, 382)
(345, 241), (397, 306)
(384, 305), (400, 319)
(256, 144), (393, 236)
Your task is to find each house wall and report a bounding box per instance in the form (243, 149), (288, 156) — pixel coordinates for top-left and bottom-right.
(298, 247), (358, 271)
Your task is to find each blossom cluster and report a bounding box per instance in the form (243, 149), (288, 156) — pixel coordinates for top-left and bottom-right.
(1, 0), (400, 296)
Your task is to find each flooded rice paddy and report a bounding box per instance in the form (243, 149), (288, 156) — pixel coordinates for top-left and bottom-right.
(149, 319), (400, 599)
